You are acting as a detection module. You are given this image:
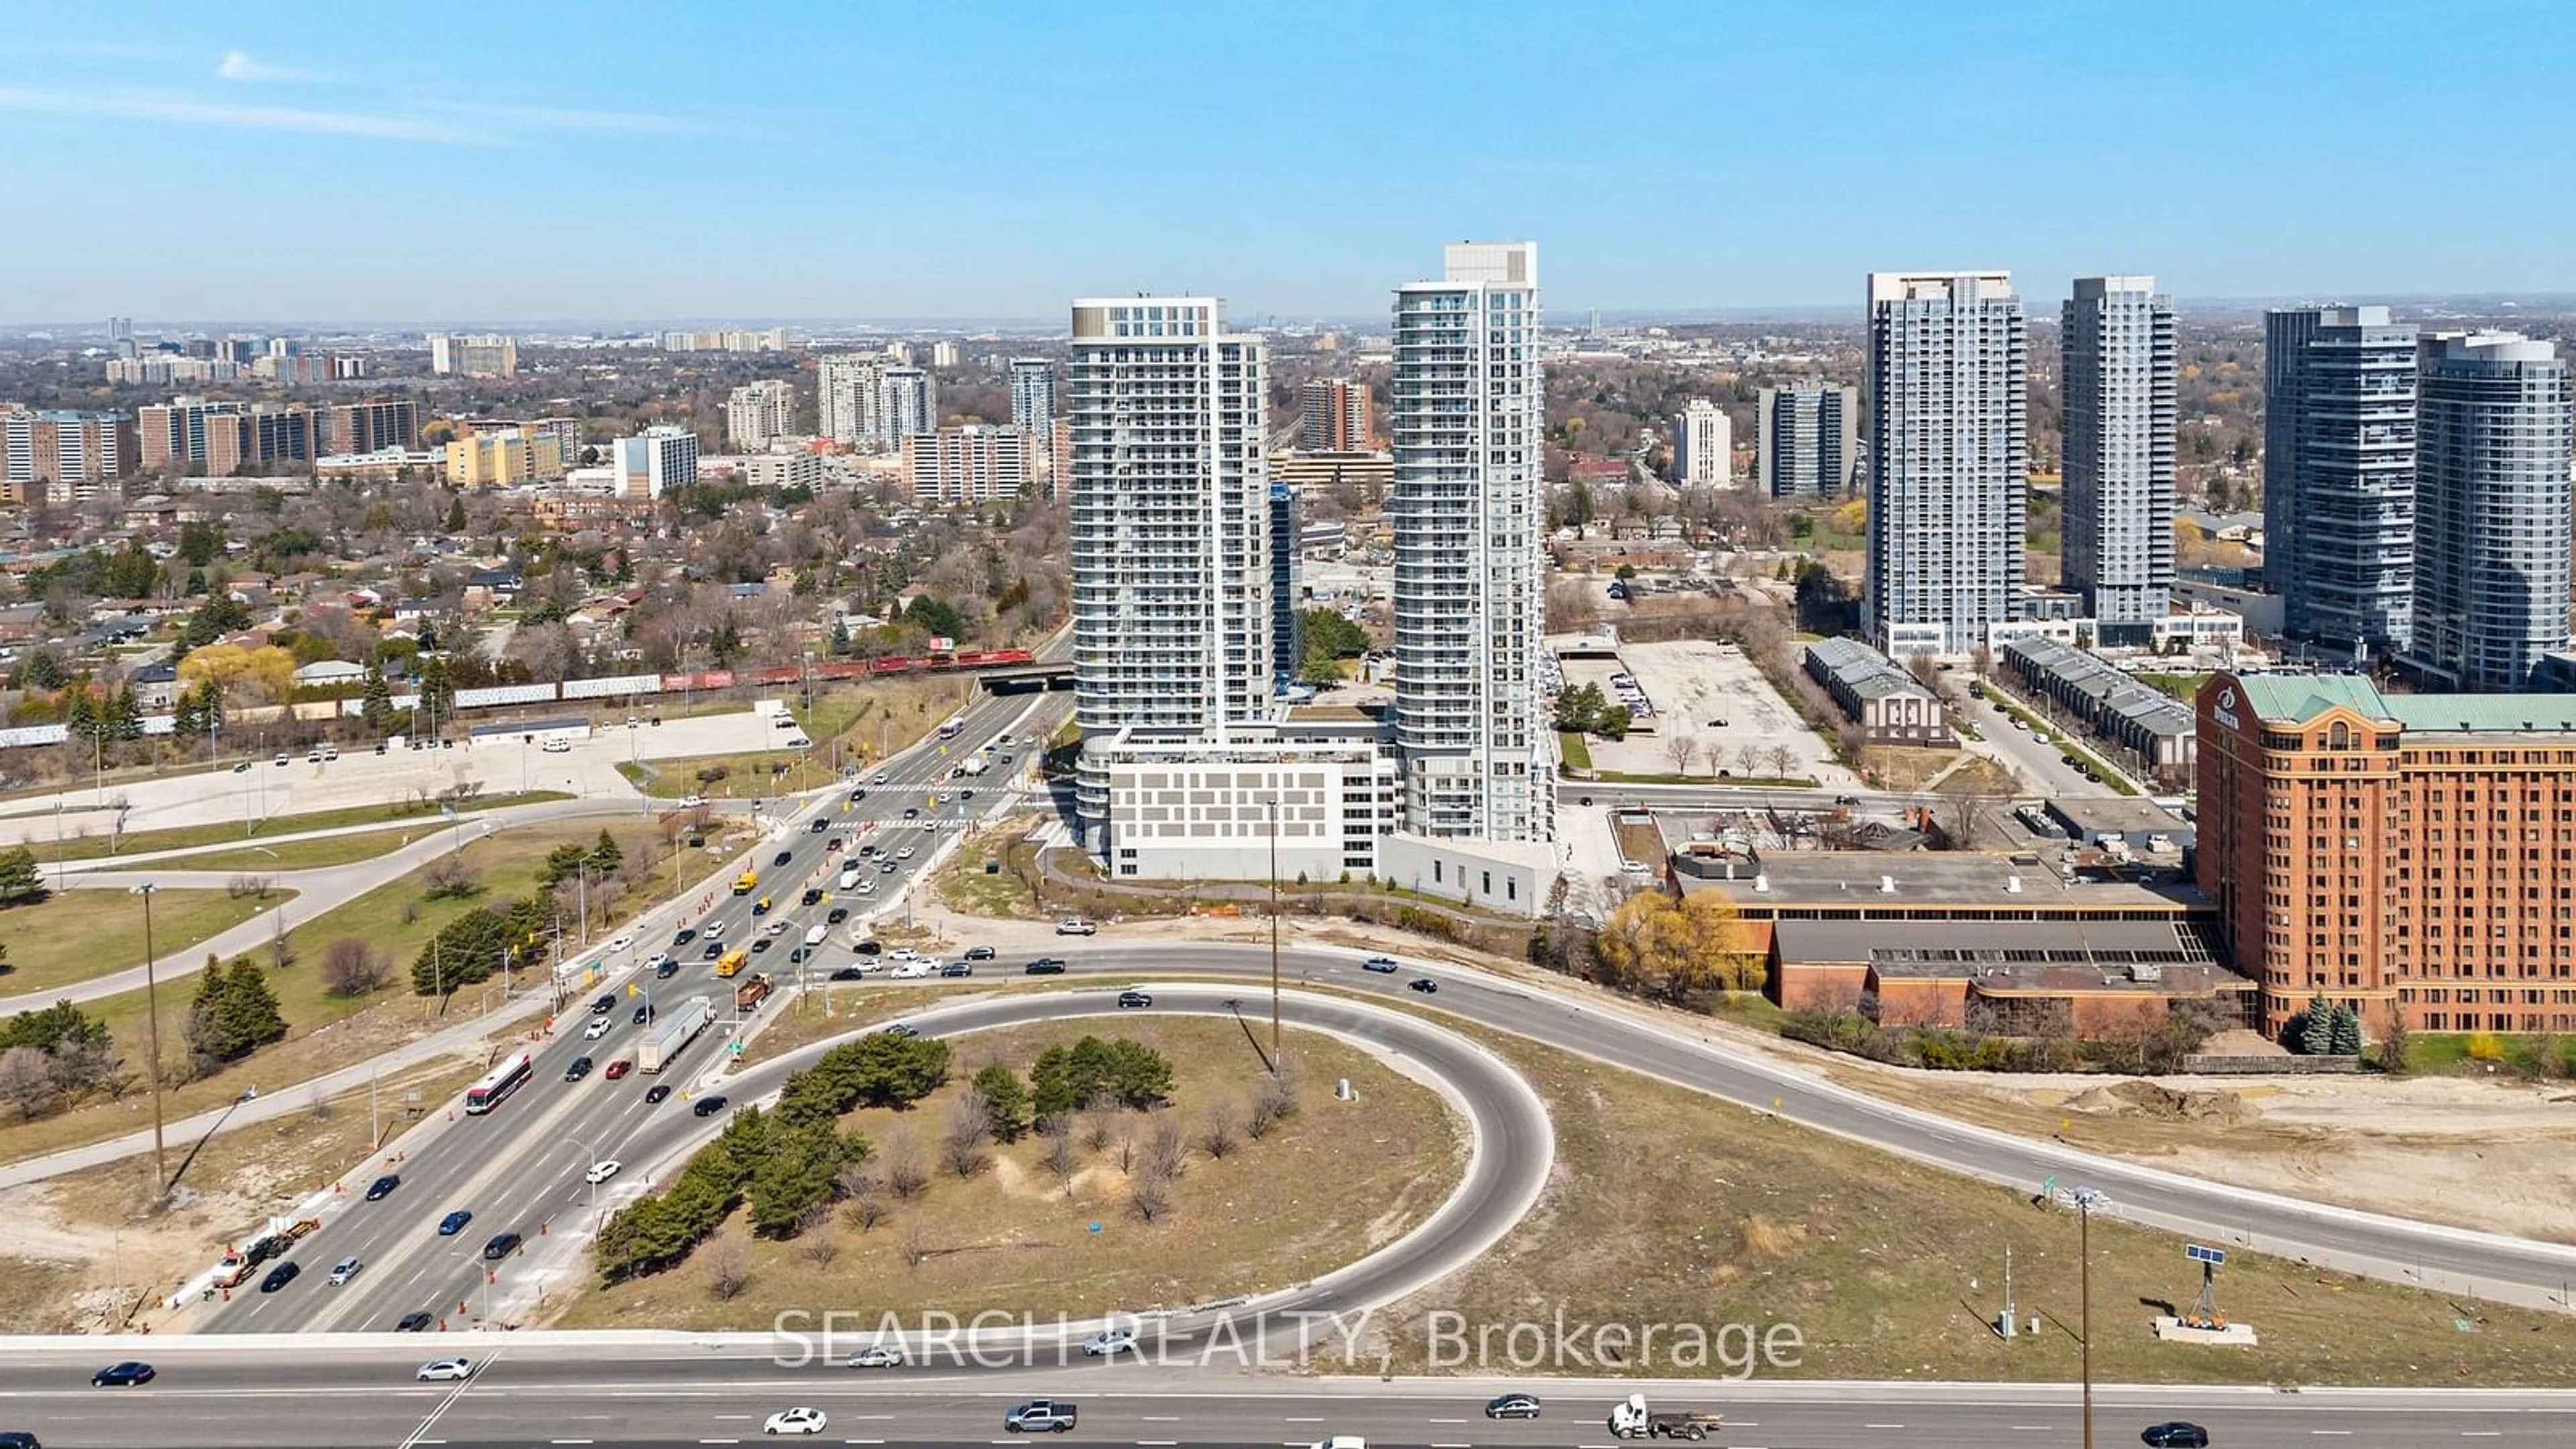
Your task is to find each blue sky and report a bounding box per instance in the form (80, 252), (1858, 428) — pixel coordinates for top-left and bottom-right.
(3, 1), (2569, 325)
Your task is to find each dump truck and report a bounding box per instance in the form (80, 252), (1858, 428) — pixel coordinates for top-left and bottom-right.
(732, 868), (759, 896)
(734, 973), (773, 1013)
(638, 995), (716, 1073)
(1609, 1395), (1723, 1440)
(714, 947), (749, 979)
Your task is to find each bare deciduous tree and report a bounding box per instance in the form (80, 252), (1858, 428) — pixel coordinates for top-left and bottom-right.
(227, 873), (276, 901)
(1735, 742), (1764, 777)
(1246, 1069), (1299, 1140)
(1128, 1177), (1171, 1224)
(800, 1230), (841, 1268)
(941, 1088), (992, 1179)
(1196, 1100), (1240, 1159)
(0, 1045), (52, 1121)
(881, 1130), (928, 1199)
(900, 1220), (930, 1269)
(422, 853), (479, 900)
(1662, 735), (1698, 777)
(320, 937), (389, 997)
(1140, 1120), (1187, 1184)
(704, 1238), (753, 1301)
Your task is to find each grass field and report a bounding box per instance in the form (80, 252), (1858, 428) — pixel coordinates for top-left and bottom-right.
(1344, 1024), (2576, 1386)
(0, 791), (571, 865)
(930, 821), (1048, 920)
(1557, 731), (1594, 773)
(0, 817), (699, 1167)
(553, 1015), (1464, 1330)
(0, 888), (292, 996)
(2406, 1032), (2576, 1077)
(99, 826), (426, 873)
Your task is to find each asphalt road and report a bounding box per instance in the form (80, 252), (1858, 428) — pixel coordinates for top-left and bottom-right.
(201, 688), (1071, 1336)
(0, 1360), (2569, 1449)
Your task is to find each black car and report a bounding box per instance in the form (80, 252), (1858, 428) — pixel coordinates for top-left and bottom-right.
(692, 1094), (730, 1117)
(672, 928), (697, 947)
(849, 788), (868, 802)
(1484, 1393), (1542, 1420)
(644, 1083), (673, 1105)
(589, 993), (616, 1015)
(826, 907), (849, 924)
(2141, 1426), (2210, 1449)
(1023, 957), (1067, 975)
(394, 1311), (435, 1332)
(702, 942), (723, 959)
(90, 1361), (154, 1387)
(244, 1234), (284, 1265)
(564, 1057), (594, 1081)
(877, 1024), (919, 1038)
(801, 888), (824, 906)
(810, 818), (829, 833)
(902, 806), (920, 819)
(364, 1174), (400, 1201)
(939, 961), (971, 978)
(772, 850), (793, 867)
(633, 1004), (655, 1025)
(1116, 989), (1152, 1009)
(482, 1232), (522, 1260)
(258, 1261), (301, 1293)
(855, 939), (883, 956)
(830, 967), (865, 982)
(788, 947), (808, 964)
(1408, 977), (1438, 994)
(752, 937), (773, 954)
(963, 945), (996, 961)
(655, 958), (680, 980)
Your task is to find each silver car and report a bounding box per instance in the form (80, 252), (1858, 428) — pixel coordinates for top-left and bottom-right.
(327, 1255), (364, 1285)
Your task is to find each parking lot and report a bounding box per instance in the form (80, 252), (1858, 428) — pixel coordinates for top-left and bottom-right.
(1565, 639), (1861, 790)
(0, 706), (782, 841)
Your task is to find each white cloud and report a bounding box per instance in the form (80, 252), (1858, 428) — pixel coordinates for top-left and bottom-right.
(0, 86), (501, 145)
(215, 50), (329, 83)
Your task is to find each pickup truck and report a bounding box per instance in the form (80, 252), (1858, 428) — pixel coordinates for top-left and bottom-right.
(1608, 1394), (1723, 1440)
(1004, 1400), (1077, 1433)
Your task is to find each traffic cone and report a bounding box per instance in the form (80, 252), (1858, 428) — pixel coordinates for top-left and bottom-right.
(221, 1287), (230, 1300)
(335, 1182), (344, 1193)
(539, 1221), (547, 1236)
(438, 1318), (448, 1331)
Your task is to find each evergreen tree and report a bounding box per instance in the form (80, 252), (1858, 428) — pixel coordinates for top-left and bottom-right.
(587, 828), (623, 876)
(17, 649), (65, 691)
(108, 685), (144, 742)
(192, 679), (226, 736)
(62, 688), (100, 745)
(830, 615), (851, 657)
(172, 687), (204, 743)
(2297, 994), (2337, 1057)
(414, 654), (454, 720)
(0, 845), (50, 906)
(2328, 1003), (2363, 1057)
(445, 496), (467, 532)
(360, 664), (394, 735)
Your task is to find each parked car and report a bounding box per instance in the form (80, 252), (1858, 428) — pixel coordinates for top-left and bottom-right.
(1055, 918), (1097, 936)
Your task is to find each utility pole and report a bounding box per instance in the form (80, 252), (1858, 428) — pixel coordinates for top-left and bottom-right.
(131, 883), (168, 1204)
(1267, 796), (1281, 1070)
(2072, 1186), (2106, 1449)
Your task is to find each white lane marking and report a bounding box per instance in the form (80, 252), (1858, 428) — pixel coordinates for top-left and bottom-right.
(552, 1442), (594, 1446)
(2461, 1437), (2503, 1441)
(2012, 1429), (2053, 1434)
(2312, 1435), (2353, 1439)
(1430, 1418), (1468, 1424)
(1867, 1426), (1904, 1431)
(702, 1441), (739, 1446)
(1140, 1417), (1181, 1423)
(1140, 1441), (1180, 1445)
(1285, 1418), (1326, 1423)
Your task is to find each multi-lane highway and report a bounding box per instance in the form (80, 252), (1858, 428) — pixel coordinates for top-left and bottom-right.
(201, 685), (1067, 1335)
(0, 1355), (2568, 1448)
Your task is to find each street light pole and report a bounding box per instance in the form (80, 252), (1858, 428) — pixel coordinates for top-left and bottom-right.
(131, 883), (168, 1203)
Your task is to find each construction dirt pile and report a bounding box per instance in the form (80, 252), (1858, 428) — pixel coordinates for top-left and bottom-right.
(2065, 1080), (2255, 1124)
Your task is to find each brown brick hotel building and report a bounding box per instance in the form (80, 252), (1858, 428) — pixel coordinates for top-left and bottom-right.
(2198, 671), (2576, 1036)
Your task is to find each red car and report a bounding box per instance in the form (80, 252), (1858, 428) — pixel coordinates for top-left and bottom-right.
(825, 837), (843, 853)
(603, 1059), (633, 1081)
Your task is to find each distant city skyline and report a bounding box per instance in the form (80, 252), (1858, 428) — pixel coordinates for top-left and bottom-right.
(3, 2), (2571, 321)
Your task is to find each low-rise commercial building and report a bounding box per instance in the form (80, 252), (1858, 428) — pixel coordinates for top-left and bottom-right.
(2197, 670), (2576, 1037)
(1802, 637), (1951, 746)
(1096, 720), (1400, 883)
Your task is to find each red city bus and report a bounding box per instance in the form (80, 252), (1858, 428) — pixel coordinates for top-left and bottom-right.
(463, 1050), (533, 1115)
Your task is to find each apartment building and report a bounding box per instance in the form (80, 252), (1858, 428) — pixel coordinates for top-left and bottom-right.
(1756, 380), (1858, 498)
(1389, 242), (1550, 843)
(1865, 271), (2027, 657)
(744, 451), (824, 493)
(323, 399), (420, 455)
(2061, 276), (2178, 639)
(1300, 377), (1373, 452)
(1066, 295), (1273, 835)
(427, 333), (518, 378)
(2407, 331), (2573, 692)
(1670, 398), (1731, 486)
(445, 429), (564, 488)
(1, 409), (136, 506)
(138, 400), (314, 476)
(877, 366), (936, 451)
(817, 354), (883, 445)
(2196, 671), (2576, 1036)
(901, 425), (1031, 504)
(724, 379), (797, 450)
(2263, 306), (2418, 658)
(610, 425), (698, 500)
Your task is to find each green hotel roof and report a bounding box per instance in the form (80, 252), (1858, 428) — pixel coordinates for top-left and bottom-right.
(2232, 673), (2576, 735)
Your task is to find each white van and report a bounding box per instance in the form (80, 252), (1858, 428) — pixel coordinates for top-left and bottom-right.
(803, 923), (829, 949)
(837, 866), (862, 890)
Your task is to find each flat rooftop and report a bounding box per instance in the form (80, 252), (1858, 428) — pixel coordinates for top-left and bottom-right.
(1678, 849), (2208, 912)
